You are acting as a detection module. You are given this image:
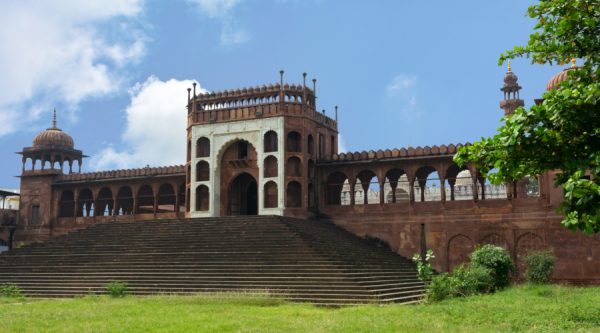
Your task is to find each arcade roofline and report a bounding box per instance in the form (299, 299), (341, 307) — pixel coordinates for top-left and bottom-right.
(54, 165), (185, 184)
(321, 143), (470, 165)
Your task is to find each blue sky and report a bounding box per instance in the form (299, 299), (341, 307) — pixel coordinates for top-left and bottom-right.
(0, 0), (564, 189)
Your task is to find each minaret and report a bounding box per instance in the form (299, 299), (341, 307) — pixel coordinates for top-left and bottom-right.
(499, 61), (524, 116)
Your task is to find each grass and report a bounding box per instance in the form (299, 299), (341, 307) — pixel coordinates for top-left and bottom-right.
(1, 285), (599, 332)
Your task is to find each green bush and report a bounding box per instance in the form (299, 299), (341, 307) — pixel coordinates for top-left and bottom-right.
(470, 244), (514, 289)
(105, 281), (129, 297)
(426, 264), (496, 302)
(524, 251), (556, 284)
(426, 273), (454, 302)
(0, 283), (23, 298)
(451, 264), (495, 296)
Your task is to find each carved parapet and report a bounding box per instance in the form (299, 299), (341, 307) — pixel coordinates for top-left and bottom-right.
(188, 82), (336, 130)
(330, 143), (470, 163)
(56, 165), (186, 183)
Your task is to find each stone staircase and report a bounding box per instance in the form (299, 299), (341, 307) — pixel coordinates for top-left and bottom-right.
(0, 216), (424, 305)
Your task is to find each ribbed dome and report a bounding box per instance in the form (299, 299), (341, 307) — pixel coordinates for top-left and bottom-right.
(33, 127), (74, 149)
(547, 59), (578, 91)
(546, 67), (576, 91)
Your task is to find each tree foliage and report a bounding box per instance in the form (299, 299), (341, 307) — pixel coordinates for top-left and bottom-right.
(455, 0), (600, 233)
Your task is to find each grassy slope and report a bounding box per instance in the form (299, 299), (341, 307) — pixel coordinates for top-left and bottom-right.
(1, 285), (599, 333)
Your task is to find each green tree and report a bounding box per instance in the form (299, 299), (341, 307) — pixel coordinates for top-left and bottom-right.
(455, 0), (600, 233)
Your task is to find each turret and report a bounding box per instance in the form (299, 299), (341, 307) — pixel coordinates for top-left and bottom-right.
(499, 61), (525, 116)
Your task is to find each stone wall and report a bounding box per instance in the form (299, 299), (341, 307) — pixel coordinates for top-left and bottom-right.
(321, 198), (600, 283)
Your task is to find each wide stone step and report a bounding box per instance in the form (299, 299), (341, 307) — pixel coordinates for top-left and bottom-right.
(1, 216), (424, 305)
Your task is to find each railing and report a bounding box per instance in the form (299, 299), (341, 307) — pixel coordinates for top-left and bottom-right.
(190, 85), (337, 129)
(326, 176), (539, 206)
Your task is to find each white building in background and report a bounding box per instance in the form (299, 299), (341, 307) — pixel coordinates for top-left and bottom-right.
(0, 189), (20, 210)
(339, 170), (509, 205)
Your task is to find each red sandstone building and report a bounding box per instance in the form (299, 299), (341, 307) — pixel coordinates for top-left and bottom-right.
(10, 66), (600, 283)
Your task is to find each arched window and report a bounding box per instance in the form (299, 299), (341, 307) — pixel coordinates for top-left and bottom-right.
(384, 168), (408, 203)
(325, 172), (347, 205)
(196, 161), (210, 181)
(115, 186), (133, 215)
(286, 181), (301, 207)
(414, 166), (440, 202)
(264, 181), (278, 208)
(355, 170), (377, 205)
(96, 187), (113, 216)
(157, 184), (176, 212)
(77, 189), (94, 217)
(136, 185), (154, 214)
(264, 131), (278, 152)
(31, 204), (40, 225)
(446, 165), (473, 201)
(196, 137), (210, 157)
(264, 156), (278, 178)
(307, 135), (314, 155)
(307, 159), (315, 179)
(318, 134), (324, 158)
(286, 156), (301, 177)
(286, 131), (301, 152)
(58, 191), (75, 217)
(195, 185), (209, 211)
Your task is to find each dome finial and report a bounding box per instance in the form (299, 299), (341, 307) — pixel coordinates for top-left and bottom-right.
(507, 60), (512, 72)
(571, 58), (577, 68)
(52, 108), (57, 128)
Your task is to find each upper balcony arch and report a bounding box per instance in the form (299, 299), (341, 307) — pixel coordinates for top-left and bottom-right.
(414, 166), (441, 202)
(196, 137), (210, 158)
(264, 131), (278, 153)
(286, 131), (302, 153)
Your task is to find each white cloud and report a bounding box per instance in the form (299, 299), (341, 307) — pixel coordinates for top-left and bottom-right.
(387, 74), (416, 93)
(91, 76), (206, 170)
(187, 0), (249, 46)
(385, 74), (420, 118)
(0, 0), (146, 137)
(191, 0), (241, 18)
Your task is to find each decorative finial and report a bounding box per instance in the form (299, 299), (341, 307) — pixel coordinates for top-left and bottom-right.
(571, 58), (577, 68)
(52, 108), (57, 128)
(507, 60), (512, 72)
(279, 70), (284, 90)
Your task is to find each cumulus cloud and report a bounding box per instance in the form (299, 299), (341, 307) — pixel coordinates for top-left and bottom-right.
(0, 0), (146, 137)
(187, 0), (250, 46)
(91, 76), (206, 170)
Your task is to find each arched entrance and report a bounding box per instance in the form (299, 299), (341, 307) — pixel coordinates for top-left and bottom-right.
(228, 173), (258, 215)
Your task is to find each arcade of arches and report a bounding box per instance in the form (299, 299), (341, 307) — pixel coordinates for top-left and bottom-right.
(12, 70), (600, 283)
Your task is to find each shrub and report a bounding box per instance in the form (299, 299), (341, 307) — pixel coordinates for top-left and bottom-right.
(105, 281), (129, 297)
(426, 273), (454, 302)
(451, 264), (495, 296)
(412, 249), (435, 282)
(470, 244), (514, 290)
(0, 283), (23, 298)
(426, 264), (495, 302)
(524, 250), (556, 284)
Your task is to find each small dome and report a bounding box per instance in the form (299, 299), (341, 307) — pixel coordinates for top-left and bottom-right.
(546, 59), (578, 91)
(33, 127), (74, 149)
(504, 71), (518, 86)
(32, 110), (74, 149)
